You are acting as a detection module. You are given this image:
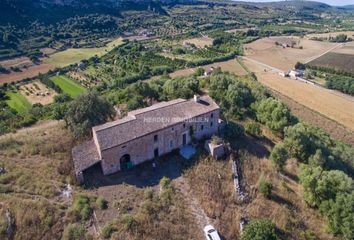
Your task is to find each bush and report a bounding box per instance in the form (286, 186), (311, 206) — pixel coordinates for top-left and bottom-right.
(96, 196), (108, 210)
(101, 223), (116, 239)
(62, 224), (86, 240)
(259, 179), (273, 199)
(245, 121), (262, 138)
(241, 219), (278, 240)
(255, 98), (292, 133)
(72, 195), (92, 220)
(270, 143), (288, 171)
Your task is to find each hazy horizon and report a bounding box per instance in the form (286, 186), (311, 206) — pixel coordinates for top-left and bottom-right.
(235, 0), (354, 6)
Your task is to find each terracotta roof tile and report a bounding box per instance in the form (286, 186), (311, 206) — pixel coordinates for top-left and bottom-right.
(94, 95), (219, 150)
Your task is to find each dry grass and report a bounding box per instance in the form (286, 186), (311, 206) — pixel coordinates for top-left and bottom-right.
(244, 37), (337, 71)
(242, 58), (354, 131)
(0, 121), (76, 240)
(169, 59), (248, 78)
(270, 90), (354, 146)
(182, 37), (214, 48)
(185, 140), (338, 240)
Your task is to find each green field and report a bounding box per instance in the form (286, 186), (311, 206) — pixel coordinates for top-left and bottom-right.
(50, 75), (87, 97)
(43, 38), (123, 67)
(6, 91), (32, 113)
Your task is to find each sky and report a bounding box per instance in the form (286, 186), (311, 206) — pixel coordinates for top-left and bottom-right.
(235, 0), (354, 6)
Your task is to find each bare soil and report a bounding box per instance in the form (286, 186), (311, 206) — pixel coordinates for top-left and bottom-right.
(244, 37), (337, 71)
(19, 81), (57, 105)
(182, 37), (214, 48)
(170, 59), (248, 78)
(0, 63), (54, 84)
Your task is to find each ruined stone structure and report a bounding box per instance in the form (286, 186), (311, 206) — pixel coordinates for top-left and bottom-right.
(72, 95), (220, 183)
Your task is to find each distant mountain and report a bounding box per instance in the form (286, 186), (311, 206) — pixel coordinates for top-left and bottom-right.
(0, 0), (174, 25)
(233, 0), (333, 11)
(339, 5), (354, 10)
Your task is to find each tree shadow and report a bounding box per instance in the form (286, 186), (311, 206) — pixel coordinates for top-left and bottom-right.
(234, 135), (271, 158)
(270, 193), (294, 208)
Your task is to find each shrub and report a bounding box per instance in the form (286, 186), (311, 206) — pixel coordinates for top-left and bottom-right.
(259, 179), (273, 199)
(270, 143), (288, 171)
(241, 219), (278, 240)
(245, 121), (262, 138)
(62, 224), (86, 240)
(101, 223), (116, 239)
(72, 195), (92, 220)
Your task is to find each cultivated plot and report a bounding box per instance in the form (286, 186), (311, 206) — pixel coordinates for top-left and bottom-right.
(5, 90), (32, 113)
(244, 36), (338, 71)
(243, 58), (354, 131)
(50, 75), (86, 97)
(19, 81), (57, 105)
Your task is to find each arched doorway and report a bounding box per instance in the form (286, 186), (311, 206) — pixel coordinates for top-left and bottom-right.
(120, 154), (131, 171)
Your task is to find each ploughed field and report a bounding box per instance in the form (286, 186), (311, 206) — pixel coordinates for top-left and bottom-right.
(244, 36), (338, 71)
(307, 51), (354, 75)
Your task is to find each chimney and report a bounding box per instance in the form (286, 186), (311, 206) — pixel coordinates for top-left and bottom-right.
(194, 94), (200, 103)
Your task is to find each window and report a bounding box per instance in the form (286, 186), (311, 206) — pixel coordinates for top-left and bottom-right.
(154, 134), (158, 142)
(201, 125), (204, 131)
(170, 140), (173, 148)
(183, 123), (186, 128)
(211, 113), (214, 118)
(172, 127), (174, 131)
(210, 121), (213, 127)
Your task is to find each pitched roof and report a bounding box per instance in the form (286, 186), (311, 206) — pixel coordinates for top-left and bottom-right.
(93, 95), (219, 151)
(72, 140), (101, 173)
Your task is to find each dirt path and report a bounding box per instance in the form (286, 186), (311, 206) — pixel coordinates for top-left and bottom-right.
(174, 176), (210, 239)
(304, 43), (343, 63)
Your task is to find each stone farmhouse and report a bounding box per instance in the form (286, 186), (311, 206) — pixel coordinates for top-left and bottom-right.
(72, 95), (220, 183)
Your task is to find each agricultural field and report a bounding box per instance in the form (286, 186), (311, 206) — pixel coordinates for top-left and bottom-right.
(242, 58), (354, 131)
(50, 75), (86, 97)
(306, 31), (354, 40)
(182, 37), (214, 48)
(5, 90), (32, 113)
(43, 38), (123, 68)
(244, 36), (338, 71)
(0, 38), (123, 85)
(308, 52), (354, 75)
(19, 81), (57, 105)
(0, 63), (53, 85)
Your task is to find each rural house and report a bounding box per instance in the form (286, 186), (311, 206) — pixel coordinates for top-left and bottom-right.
(72, 95), (220, 183)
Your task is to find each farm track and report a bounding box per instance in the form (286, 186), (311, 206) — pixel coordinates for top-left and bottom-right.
(304, 43), (343, 63)
(175, 176), (209, 240)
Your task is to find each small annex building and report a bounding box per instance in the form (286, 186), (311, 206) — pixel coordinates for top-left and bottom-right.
(72, 95), (220, 183)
